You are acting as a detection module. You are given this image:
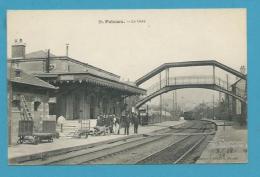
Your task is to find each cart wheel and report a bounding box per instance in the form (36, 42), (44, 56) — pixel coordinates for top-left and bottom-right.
(17, 139), (22, 144)
(17, 136), (24, 144)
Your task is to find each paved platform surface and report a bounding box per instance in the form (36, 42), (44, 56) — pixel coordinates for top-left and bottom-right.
(8, 120), (186, 160)
(197, 119), (247, 163)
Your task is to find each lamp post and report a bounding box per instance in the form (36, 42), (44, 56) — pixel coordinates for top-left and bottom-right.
(165, 104), (168, 121)
(172, 91), (175, 120)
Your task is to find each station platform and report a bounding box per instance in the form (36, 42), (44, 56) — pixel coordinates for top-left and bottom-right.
(197, 119), (247, 163)
(8, 120), (186, 163)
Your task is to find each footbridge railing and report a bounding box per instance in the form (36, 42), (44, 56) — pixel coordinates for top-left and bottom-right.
(137, 75), (246, 108)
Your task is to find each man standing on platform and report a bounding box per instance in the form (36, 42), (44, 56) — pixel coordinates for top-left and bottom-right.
(124, 113), (130, 135)
(133, 112), (139, 134)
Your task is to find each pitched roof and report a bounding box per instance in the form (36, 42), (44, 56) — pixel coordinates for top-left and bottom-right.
(36, 72), (146, 95)
(25, 50), (56, 58)
(8, 67), (57, 90)
(8, 55), (120, 79)
(66, 57), (120, 78)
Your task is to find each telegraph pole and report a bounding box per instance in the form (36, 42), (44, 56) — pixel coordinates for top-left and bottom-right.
(160, 95), (162, 123)
(46, 49), (50, 73)
(159, 72), (162, 123)
(212, 94), (215, 120)
(226, 74), (230, 120)
(172, 91), (175, 120)
(175, 90), (178, 117)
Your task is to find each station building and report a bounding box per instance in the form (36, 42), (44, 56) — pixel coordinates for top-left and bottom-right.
(8, 66), (57, 144)
(8, 39), (145, 122)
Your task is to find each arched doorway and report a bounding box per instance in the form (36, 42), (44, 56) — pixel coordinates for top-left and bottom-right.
(102, 97), (108, 114)
(90, 95), (96, 119)
(73, 94), (80, 120)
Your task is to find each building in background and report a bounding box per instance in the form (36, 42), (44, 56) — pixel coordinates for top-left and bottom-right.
(8, 39), (145, 122)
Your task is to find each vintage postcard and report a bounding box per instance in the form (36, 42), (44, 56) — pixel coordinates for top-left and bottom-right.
(7, 9), (247, 165)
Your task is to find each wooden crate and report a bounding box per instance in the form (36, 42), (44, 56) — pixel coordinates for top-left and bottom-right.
(18, 120), (33, 136)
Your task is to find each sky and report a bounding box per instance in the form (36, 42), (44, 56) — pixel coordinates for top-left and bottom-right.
(7, 9), (247, 108)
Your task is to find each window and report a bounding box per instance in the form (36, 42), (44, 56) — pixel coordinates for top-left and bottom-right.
(102, 98), (107, 114)
(90, 95), (96, 119)
(34, 101), (41, 111)
(15, 69), (21, 78)
(12, 100), (21, 110)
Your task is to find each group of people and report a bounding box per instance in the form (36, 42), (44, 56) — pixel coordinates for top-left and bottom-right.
(96, 112), (140, 135)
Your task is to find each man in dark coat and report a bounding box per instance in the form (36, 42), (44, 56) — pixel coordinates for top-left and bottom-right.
(124, 113), (130, 135)
(133, 112), (139, 134)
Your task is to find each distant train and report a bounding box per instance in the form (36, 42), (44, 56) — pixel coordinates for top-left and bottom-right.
(138, 108), (149, 125)
(182, 111), (194, 120)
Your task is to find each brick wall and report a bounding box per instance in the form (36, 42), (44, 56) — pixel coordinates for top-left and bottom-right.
(9, 90), (51, 145)
(10, 109), (20, 144)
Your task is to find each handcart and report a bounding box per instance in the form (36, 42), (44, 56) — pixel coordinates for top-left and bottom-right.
(93, 126), (110, 136)
(17, 120), (57, 145)
(93, 115), (112, 136)
(71, 119), (92, 138)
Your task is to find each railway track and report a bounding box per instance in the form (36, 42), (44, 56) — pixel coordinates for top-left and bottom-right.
(136, 121), (214, 164)
(20, 120), (215, 165)
(83, 121), (215, 164)
(57, 122), (201, 165)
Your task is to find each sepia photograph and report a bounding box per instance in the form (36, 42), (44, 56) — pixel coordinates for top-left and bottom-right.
(7, 9), (247, 165)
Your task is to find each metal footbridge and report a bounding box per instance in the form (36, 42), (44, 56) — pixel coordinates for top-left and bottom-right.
(135, 60), (246, 108)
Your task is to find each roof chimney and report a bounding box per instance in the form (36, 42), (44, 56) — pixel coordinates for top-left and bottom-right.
(66, 43), (69, 57)
(11, 38), (26, 59)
